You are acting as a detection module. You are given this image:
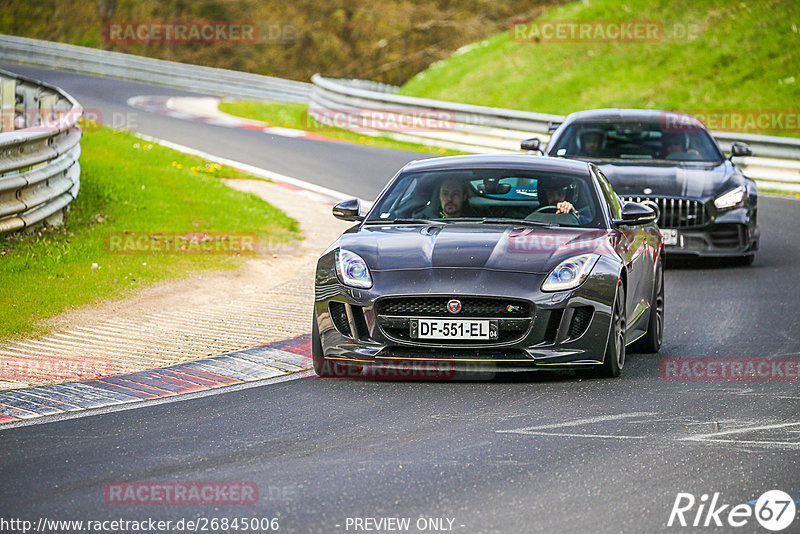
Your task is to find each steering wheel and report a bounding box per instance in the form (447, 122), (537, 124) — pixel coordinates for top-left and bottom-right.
(533, 204), (581, 222)
(534, 205), (558, 213)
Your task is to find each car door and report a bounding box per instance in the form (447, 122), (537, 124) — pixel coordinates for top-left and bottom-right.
(593, 167), (651, 331)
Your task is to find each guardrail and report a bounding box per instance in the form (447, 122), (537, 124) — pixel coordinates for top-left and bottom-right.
(0, 34), (311, 104)
(0, 68), (82, 235)
(2, 34), (797, 193)
(310, 75), (800, 193)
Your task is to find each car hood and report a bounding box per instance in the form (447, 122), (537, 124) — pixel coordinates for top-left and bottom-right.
(596, 161), (738, 199)
(339, 224), (613, 275)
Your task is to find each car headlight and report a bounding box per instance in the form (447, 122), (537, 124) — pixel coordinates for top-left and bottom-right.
(335, 249), (373, 288)
(541, 254), (600, 292)
(714, 186), (746, 210)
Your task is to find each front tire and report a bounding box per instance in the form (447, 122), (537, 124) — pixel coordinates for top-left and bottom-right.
(597, 282), (626, 378)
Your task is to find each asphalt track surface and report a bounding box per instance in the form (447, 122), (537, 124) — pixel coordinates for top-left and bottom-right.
(1, 63), (799, 533)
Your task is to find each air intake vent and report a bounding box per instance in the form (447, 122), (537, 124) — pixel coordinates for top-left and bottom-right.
(568, 306), (593, 339)
(709, 224), (743, 248)
(328, 301), (352, 337)
(543, 309), (564, 344)
(351, 305), (371, 340)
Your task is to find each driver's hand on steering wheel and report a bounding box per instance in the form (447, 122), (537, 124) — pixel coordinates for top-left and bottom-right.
(556, 201), (576, 215)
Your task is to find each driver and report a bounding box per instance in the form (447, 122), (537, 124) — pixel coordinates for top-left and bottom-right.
(535, 179), (592, 224)
(538, 180), (578, 216)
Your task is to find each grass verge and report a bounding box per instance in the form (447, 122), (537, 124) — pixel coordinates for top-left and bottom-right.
(217, 101), (463, 156)
(399, 0), (800, 138)
(0, 124), (300, 341)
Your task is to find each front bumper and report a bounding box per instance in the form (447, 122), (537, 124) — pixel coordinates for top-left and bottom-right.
(662, 221), (759, 258)
(314, 264), (620, 374)
(620, 197), (758, 259)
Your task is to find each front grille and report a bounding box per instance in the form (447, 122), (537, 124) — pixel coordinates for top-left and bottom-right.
(328, 301), (351, 337)
(376, 296), (532, 345)
(623, 196), (708, 228)
(709, 224), (744, 248)
(567, 306), (593, 339)
(377, 296), (530, 317)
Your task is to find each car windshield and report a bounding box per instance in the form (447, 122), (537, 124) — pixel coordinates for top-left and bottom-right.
(550, 120), (723, 163)
(366, 168), (604, 228)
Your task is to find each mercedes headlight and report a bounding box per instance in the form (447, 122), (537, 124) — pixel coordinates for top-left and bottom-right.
(541, 254), (600, 292)
(335, 249), (373, 288)
(714, 186), (745, 210)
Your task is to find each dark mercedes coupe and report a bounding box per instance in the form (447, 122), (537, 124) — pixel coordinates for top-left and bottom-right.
(313, 155), (664, 379)
(523, 109), (759, 263)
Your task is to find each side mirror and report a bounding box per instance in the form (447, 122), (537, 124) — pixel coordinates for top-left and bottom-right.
(613, 201), (657, 226)
(521, 137), (541, 152)
(332, 198), (364, 221)
(729, 142), (752, 159)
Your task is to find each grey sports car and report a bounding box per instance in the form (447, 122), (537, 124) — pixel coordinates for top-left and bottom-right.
(313, 155), (664, 379)
(523, 109), (759, 263)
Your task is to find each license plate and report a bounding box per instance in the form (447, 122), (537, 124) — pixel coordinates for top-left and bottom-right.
(410, 319), (497, 340)
(662, 229), (679, 246)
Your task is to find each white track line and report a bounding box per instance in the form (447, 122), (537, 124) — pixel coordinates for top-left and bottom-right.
(134, 133), (371, 207)
(497, 412), (655, 434)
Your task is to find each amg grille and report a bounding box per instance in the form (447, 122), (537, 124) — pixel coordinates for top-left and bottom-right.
(377, 297), (530, 317)
(623, 196), (708, 228)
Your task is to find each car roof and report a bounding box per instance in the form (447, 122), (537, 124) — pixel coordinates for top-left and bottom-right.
(562, 108), (711, 131)
(401, 154), (592, 175)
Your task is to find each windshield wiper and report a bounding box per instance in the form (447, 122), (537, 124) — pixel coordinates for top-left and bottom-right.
(480, 218), (554, 228)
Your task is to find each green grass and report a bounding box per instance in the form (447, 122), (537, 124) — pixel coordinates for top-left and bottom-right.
(399, 0), (800, 137)
(0, 124), (299, 341)
(218, 101), (463, 156)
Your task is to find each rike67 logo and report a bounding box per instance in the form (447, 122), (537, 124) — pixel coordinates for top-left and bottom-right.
(668, 490), (797, 531)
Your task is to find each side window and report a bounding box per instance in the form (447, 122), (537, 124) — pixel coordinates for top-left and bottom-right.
(593, 168), (622, 220)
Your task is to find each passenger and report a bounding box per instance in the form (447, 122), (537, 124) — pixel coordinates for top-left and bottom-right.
(438, 178), (470, 218)
(580, 130), (603, 157)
